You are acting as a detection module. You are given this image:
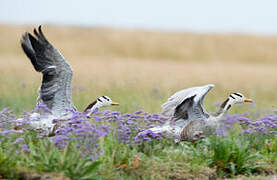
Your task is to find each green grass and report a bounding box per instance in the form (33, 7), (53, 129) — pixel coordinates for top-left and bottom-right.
(0, 133), (102, 179)
(0, 127), (276, 179)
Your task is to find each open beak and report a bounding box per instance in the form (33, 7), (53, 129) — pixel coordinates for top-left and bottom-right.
(244, 98), (253, 103)
(111, 101), (119, 106)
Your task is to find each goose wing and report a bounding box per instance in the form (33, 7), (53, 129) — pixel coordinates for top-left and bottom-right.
(21, 26), (75, 116)
(173, 95), (195, 120)
(161, 84), (214, 120)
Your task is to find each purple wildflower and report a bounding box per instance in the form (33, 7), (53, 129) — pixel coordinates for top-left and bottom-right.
(216, 127), (227, 136)
(133, 129), (162, 144)
(242, 129), (253, 134)
(13, 137), (24, 144)
(21, 144), (29, 152)
(135, 110), (143, 114)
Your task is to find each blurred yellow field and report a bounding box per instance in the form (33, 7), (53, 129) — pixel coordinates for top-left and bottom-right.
(0, 25), (276, 114)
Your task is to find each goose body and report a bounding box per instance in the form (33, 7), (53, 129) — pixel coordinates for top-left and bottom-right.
(148, 84), (253, 142)
(20, 26), (118, 134)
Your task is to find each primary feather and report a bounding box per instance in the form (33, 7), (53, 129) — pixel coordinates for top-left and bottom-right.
(21, 26), (75, 116)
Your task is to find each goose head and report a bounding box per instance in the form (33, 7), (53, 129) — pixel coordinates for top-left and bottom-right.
(221, 92), (253, 112)
(229, 92), (253, 104)
(96, 96), (119, 107)
(84, 96), (119, 116)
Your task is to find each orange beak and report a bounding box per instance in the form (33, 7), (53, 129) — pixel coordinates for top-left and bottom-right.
(111, 101), (119, 106)
(244, 98), (253, 103)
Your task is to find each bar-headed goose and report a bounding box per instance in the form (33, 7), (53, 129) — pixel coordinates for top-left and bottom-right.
(20, 26), (119, 133)
(148, 84), (253, 142)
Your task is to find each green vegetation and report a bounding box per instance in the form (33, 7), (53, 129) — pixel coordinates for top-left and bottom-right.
(0, 129), (276, 179)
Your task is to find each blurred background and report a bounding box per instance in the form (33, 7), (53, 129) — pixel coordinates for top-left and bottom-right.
(0, 0), (277, 114)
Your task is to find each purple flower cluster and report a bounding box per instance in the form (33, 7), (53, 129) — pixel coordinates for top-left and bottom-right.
(0, 107), (16, 130)
(217, 112), (277, 136)
(216, 114), (242, 136)
(1, 104), (276, 162)
(0, 105), (168, 159)
(239, 113), (277, 134)
(0, 106), (111, 159)
(49, 109), (111, 158)
(0, 107), (25, 135)
(134, 129), (162, 143)
(90, 109), (168, 144)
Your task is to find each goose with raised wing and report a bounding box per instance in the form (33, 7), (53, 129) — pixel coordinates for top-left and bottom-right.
(20, 26), (119, 134)
(148, 84), (253, 142)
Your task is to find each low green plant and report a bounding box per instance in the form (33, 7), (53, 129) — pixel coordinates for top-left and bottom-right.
(0, 147), (19, 179)
(207, 135), (264, 177)
(22, 139), (101, 180)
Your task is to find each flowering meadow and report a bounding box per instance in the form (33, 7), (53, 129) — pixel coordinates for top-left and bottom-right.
(0, 104), (276, 179)
(1, 25), (277, 179)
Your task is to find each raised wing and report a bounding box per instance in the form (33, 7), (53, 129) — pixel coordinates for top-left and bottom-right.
(21, 26), (75, 116)
(173, 95), (195, 120)
(161, 84), (214, 120)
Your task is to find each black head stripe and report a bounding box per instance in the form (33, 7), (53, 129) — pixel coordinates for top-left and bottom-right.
(102, 96), (109, 101)
(220, 98), (229, 109)
(84, 101), (97, 112)
(234, 93), (242, 97)
(230, 95), (235, 99)
(227, 104), (232, 110)
(98, 98), (102, 102)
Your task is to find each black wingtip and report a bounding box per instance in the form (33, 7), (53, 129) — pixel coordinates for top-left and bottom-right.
(37, 25), (49, 43)
(21, 25), (52, 73)
(38, 25), (42, 32)
(33, 25), (44, 40)
(33, 27), (39, 38)
(20, 31), (42, 72)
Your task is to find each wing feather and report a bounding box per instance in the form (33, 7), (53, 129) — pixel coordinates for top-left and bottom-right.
(21, 26), (75, 115)
(162, 84), (214, 119)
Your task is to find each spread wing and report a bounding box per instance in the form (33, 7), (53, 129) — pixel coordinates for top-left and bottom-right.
(21, 26), (75, 116)
(162, 84), (214, 120)
(173, 95), (195, 120)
